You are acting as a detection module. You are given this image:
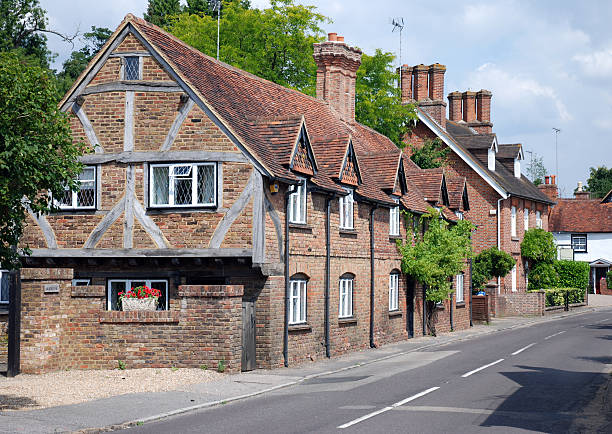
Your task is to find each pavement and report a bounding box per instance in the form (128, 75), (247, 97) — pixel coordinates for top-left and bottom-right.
(0, 305), (607, 434)
(588, 293), (612, 306)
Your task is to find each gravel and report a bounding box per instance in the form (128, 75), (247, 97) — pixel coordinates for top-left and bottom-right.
(0, 367), (224, 411)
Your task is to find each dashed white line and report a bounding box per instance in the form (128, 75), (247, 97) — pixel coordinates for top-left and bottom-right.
(596, 318), (610, 323)
(337, 387), (440, 429)
(461, 359), (504, 378)
(511, 343), (536, 355)
(544, 330), (567, 340)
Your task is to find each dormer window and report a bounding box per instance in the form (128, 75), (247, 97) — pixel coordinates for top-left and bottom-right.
(124, 56), (140, 80)
(514, 158), (521, 178)
(488, 147), (495, 171)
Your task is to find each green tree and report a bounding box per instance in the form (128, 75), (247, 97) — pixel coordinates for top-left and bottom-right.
(398, 208), (473, 335)
(55, 26), (112, 98)
(526, 153), (547, 186)
(169, 0), (328, 94)
(355, 49), (416, 147)
(409, 138), (449, 169)
(584, 166), (612, 198)
(0, 0), (52, 66)
(521, 228), (557, 290)
(144, 0), (183, 28)
(0, 52), (85, 268)
(472, 247), (516, 290)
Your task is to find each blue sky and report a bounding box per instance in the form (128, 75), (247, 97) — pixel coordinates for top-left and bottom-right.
(40, 0), (612, 197)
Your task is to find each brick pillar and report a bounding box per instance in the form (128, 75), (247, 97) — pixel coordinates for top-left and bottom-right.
(448, 91), (462, 122)
(413, 64), (429, 101)
(428, 64), (446, 100)
(462, 91), (477, 123)
(397, 65), (413, 103)
(19, 267), (73, 373)
(473, 89), (493, 133)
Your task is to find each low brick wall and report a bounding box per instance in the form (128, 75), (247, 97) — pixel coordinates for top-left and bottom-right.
(600, 278), (611, 295)
(20, 268), (243, 374)
(496, 291), (545, 317)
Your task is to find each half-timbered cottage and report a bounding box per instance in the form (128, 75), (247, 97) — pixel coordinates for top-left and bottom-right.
(11, 15), (472, 373)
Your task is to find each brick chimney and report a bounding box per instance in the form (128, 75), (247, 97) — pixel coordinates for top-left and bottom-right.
(448, 91), (462, 122)
(472, 90), (493, 133)
(574, 181), (591, 200)
(397, 64), (413, 103)
(538, 174), (558, 201)
(412, 64), (428, 101)
(313, 33), (362, 122)
(462, 91), (477, 123)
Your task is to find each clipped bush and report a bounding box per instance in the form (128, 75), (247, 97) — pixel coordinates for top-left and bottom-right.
(607, 270), (612, 288)
(521, 229), (556, 264)
(472, 247), (516, 290)
(537, 288), (585, 307)
(528, 262), (559, 290)
(554, 260), (589, 289)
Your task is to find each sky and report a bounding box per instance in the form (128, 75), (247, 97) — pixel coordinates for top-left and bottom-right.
(40, 0), (612, 198)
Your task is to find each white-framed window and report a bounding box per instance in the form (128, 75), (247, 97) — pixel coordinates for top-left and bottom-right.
(0, 270), (9, 304)
(455, 211), (464, 220)
(124, 56), (140, 80)
(389, 272), (399, 311)
(456, 272), (464, 303)
(150, 163), (217, 208)
(339, 277), (354, 318)
(511, 206), (517, 237)
(288, 178), (307, 224)
(57, 166), (96, 210)
(389, 199), (400, 236)
(524, 208), (529, 232)
(511, 265), (517, 292)
(339, 189), (354, 230)
(107, 279), (168, 311)
(571, 234), (587, 252)
(289, 278), (307, 325)
(536, 210), (542, 229)
(72, 279), (91, 287)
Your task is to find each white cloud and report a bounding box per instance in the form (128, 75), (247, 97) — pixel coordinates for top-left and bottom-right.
(573, 47), (612, 77)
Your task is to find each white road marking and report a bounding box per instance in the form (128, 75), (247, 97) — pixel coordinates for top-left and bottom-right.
(596, 318), (610, 323)
(461, 359), (504, 378)
(544, 330), (567, 340)
(337, 387), (440, 429)
(511, 343), (536, 355)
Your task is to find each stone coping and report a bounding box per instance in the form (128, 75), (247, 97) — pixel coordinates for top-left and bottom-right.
(99, 310), (180, 324)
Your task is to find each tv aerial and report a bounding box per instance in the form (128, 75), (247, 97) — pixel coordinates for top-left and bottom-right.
(208, 0), (222, 60)
(390, 18), (405, 84)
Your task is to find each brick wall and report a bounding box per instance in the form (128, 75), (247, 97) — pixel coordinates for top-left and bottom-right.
(496, 291), (545, 317)
(19, 268), (243, 374)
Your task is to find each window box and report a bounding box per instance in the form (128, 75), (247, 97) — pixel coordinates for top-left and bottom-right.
(149, 163), (217, 208)
(107, 279), (168, 311)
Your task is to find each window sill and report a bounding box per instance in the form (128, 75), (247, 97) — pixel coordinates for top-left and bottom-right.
(53, 208), (98, 214)
(339, 229), (357, 237)
(338, 317), (357, 325)
(388, 310), (402, 317)
(289, 223), (312, 232)
(511, 236), (520, 242)
(455, 302), (466, 308)
(99, 310), (179, 324)
(147, 206), (218, 214)
(288, 323), (311, 332)
(389, 235), (402, 241)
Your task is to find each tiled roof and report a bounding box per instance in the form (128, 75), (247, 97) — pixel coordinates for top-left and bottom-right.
(445, 172), (468, 210)
(405, 167), (444, 204)
(549, 199), (612, 233)
(451, 134), (496, 150)
(129, 16), (400, 206)
(497, 144), (521, 159)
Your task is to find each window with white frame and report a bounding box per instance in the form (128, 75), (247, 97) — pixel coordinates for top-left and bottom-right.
(524, 208), (529, 232)
(0, 270), (9, 304)
(536, 210), (542, 228)
(57, 166), (96, 209)
(456, 272), (464, 303)
(72, 279), (90, 287)
(289, 278), (307, 324)
(339, 276), (354, 318)
(571, 234), (587, 252)
(389, 272), (399, 311)
(288, 178), (307, 224)
(511, 206), (517, 237)
(150, 163), (216, 208)
(389, 199), (400, 236)
(339, 189), (354, 229)
(107, 279), (168, 311)
(124, 56), (140, 80)
(455, 211), (464, 220)
(511, 265), (517, 292)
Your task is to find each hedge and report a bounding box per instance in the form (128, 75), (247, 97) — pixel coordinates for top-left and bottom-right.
(529, 288), (585, 307)
(607, 270), (612, 288)
(554, 260), (590, 289)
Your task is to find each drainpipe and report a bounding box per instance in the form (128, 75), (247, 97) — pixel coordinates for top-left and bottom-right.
(422, 284), (427, 336)
(450, 291), (454, 332)
(283, 185), (296, 368)
(324, 195), (332, 358)
(370, 205), (377, 348)
(496, 197), (503, 294)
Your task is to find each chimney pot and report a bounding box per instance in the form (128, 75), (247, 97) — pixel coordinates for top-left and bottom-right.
(413, 64), (429, 101)
(545, 175), (550, 185)
(397, 65), (413, 103)
(551, 175), (556, 185)
(336, 35), (344, 42)
(448, 91), (462, 122)
(328, 32), (337, 41)
(577, 181), (583, 192)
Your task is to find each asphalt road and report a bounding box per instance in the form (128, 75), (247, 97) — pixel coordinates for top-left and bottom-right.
(126, 310), (612, 433)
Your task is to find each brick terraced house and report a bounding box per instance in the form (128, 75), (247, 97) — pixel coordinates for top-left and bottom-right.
(6, 16), (474, 373)
(399, 64), (555, 315)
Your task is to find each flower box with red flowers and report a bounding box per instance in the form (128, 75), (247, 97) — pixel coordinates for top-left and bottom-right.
(119, 285), (162, 311)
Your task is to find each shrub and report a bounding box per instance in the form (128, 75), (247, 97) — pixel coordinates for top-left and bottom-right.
(472, 247), (516, 290)
(535, 288), (585, 307)
(607, 270), (612, 288)
(521, 229), (556, 264)
(528, 262), (559, 290)
(554, 261), (589, 289)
